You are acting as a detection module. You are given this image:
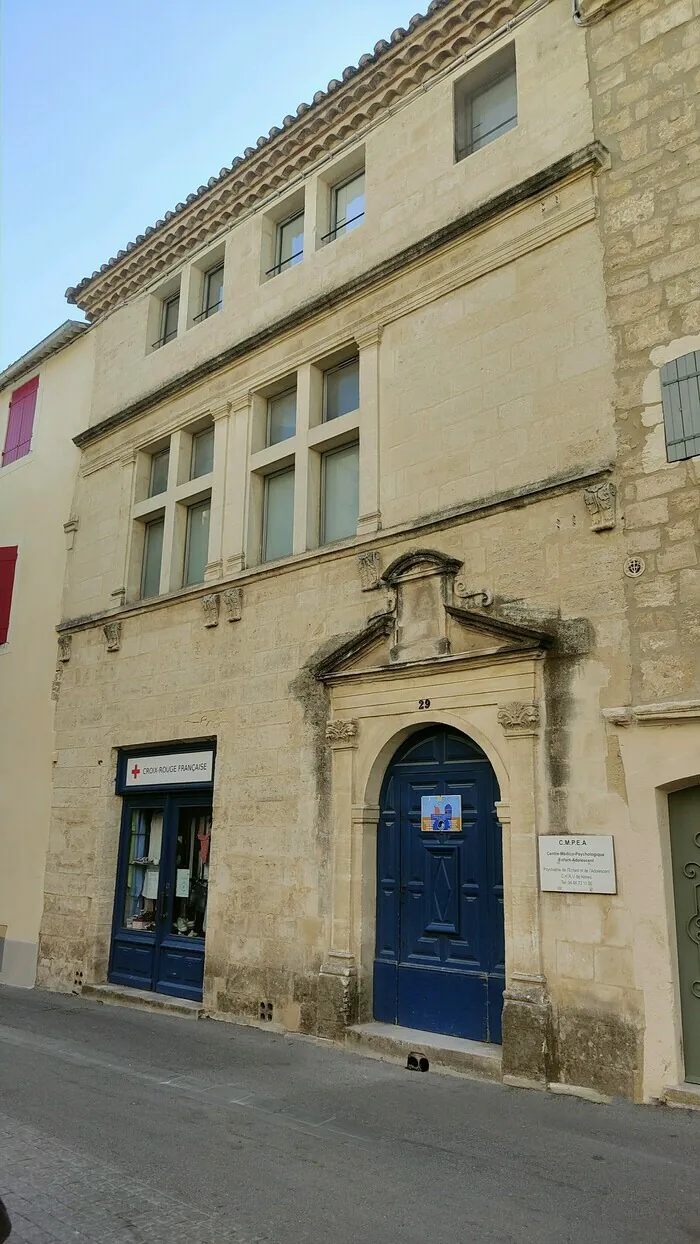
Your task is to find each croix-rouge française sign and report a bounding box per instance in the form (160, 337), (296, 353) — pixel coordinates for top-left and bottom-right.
(124, 751), (214, 788)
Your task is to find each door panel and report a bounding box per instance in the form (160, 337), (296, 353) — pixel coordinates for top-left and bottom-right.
(110, 796), (211, 1002)
(669, 787), (700, 1084)
(374, 726), (504, 1042)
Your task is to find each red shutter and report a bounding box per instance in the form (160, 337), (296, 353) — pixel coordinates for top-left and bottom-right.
(0, 547), (18, 644)
(2, 376), (39, 466)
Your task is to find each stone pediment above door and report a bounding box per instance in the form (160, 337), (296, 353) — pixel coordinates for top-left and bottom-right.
(314, 548), (551, 681)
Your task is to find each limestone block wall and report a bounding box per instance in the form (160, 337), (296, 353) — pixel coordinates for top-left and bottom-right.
(587, 0), (700, 704)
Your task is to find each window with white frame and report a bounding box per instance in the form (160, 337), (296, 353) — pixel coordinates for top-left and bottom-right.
(325, 172), (365, 243)
(130, 423), (215, 600)
(324, 358), (359, 422)
(267, 388), (297, 445)
(263, 468), (295, 562)
(321, 442), (359, 544)
(454, 45), (517, 161)
(269, 212), (304, 277)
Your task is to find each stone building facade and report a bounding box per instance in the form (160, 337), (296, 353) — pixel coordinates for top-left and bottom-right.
(36, 0), (700, 1102)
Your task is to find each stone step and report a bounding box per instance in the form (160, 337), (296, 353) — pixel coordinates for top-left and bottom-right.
(663, 1082), (700, 1110)
(346, 1021), (502, 1081)
(81, 983), (203, 1020)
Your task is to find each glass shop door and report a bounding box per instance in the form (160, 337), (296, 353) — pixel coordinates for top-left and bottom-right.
(109, 794), (212, 1002)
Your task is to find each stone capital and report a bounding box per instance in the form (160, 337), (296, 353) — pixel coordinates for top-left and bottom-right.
(354, 323), (383, 350)
(497, 701), (540, 736)
(325, 719), (359, 748)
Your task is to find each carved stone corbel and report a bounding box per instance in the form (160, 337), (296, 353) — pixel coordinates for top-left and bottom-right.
(222, 587), (243, 622)
(103, 621), (122, 652)
(51, 667), (63, 702)
(63, 518), (79, 551)
(57, 635), (72, 663)
(325, 719), (358, 747)
(201, 594), (220, 627)
(356, 550), (381, 591)
(497, 702), (540, 735)
(584, 481), (616, 532)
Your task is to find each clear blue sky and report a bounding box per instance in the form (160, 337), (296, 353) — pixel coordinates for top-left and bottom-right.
(1, 0), (412, 370)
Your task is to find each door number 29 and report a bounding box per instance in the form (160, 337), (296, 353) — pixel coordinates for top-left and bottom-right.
(418, 699), (431, 710)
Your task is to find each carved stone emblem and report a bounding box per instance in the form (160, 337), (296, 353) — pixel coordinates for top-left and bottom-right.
(57, 635), (72, 663)
(103, 621), (122, 652)
(222, 586), (243, 622)
(356, 550), (381, 591)
(325, 719), (359, 743)
(51, 667), (63, 702)
(201, 594), (220, 627)
(497, 702), (540, 733)
(583, 481), (617, 532)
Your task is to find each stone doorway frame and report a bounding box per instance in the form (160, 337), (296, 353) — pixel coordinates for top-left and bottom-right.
(318, 663), (553, 1086)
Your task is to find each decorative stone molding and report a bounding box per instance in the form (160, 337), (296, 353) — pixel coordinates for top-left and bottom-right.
(583, 481), (617, 532)
(103, 621), (122, 652)
(497, 702), (541, 734)
(63, 518), (79, 550)
(110, 587), (126, 607)
(604, 700), (700, 727)
(201, 594), (220, 627)
(356, 550), (381, 591)
(51, 667), (63, 702)
(222, 587), (243, 622)
(325, 719), (359, 746)
(57, 635), (72, 663)
(454, 579), (494, 607)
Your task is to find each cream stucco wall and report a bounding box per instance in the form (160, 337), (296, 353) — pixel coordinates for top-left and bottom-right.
(0, 330), (94, 986)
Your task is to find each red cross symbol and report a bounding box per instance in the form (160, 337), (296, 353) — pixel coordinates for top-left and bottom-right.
(131, 764), (141, 780)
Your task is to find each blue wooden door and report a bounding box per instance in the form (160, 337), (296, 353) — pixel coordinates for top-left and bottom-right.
(374, 727), (504, 1042)
(109, 795), (211, 1002)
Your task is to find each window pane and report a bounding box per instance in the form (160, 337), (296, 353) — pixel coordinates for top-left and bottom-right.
(263, 469), (294, 561)
(163, 295), (179, 342)
(322, 443), (359, 544)
(141, 518), (164, 598)
(191, 427), (214, 478)
(333, 173), (365, 237)
(278, 214), (304, 271)
(122, 808), (163, 929)
(325, 360), (359, 421)
(204, 264), (224, 314)
(471, 71), (517, 151)
(184, 500), (211, 586)
(268, 390), (297, 445)
(149, 448), (169, 496)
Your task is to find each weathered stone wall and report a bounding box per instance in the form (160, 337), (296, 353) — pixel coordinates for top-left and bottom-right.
(588, 0), (700, 703)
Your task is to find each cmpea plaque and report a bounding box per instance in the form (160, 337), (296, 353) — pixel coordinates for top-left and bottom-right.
(538, 835), (616, 894)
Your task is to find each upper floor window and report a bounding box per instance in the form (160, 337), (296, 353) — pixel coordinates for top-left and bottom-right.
(324, 359), (359, 422)
(321, 443), (359, 544)
(140, 518), (164, 599)
(263, 468), (295, 562)
(183, 499), (211, 586)
(327, 172), (365, 242)
(190, 427), (214, 478)
(0, 546), (18, 643)
(661, 351), (700, 462)
(269, 212), (304, 278)
(455, 45), (517, 161)
(153, 293), (179, 349)
(2, 376), (39, 466)
(267, 388), (297, 446)
(194, 264), (224, 324)
(149, 448), (170, 497)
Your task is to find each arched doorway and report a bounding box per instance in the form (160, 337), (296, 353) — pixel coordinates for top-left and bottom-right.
(373, 724), (504, 1043)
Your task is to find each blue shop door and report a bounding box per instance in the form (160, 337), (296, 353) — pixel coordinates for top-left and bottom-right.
(109, 796), (211, 1002)
(374, 726), (504, 1042)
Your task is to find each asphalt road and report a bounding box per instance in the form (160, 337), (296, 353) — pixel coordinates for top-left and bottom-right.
(0, 987), (698, 1243)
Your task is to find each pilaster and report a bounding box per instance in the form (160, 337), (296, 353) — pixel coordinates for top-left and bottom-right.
(204, 402), (231, 582)
(318, 718), (360, 1037)
(355, 324), (382, 536)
